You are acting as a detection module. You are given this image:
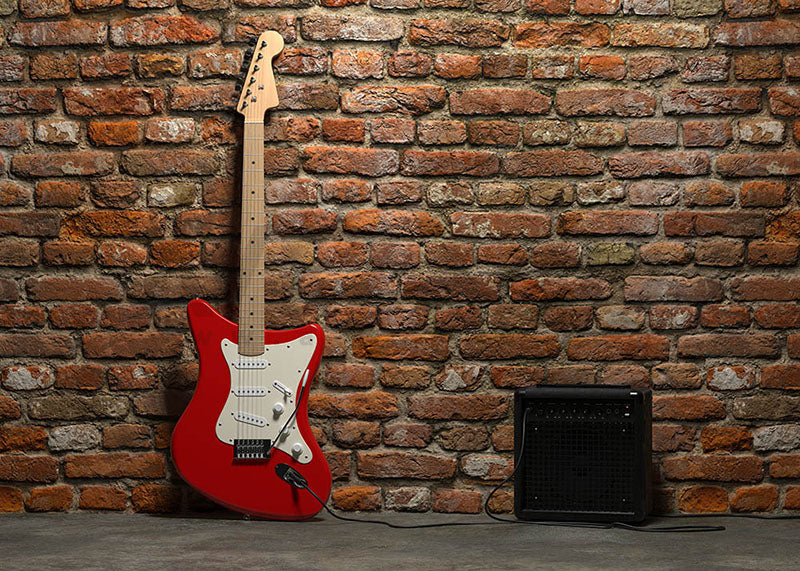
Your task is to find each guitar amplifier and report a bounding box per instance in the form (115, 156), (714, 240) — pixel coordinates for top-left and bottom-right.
(514, 385), (652, 523)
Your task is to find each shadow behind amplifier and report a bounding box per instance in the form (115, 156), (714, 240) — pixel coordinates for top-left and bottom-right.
(514, 385), (652, 523)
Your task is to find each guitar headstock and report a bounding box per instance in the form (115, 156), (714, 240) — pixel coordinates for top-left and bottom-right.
(237, 30), (285, 122)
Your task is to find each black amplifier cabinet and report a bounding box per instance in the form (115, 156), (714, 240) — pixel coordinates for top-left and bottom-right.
(514, 385), (652, 523)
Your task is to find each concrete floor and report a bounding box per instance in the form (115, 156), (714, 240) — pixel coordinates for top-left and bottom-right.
(0, 513), (798, 570)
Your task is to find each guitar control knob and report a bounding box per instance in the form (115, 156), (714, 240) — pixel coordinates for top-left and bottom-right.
(272, 403), (284, 416)
(291, 443), (303, 456)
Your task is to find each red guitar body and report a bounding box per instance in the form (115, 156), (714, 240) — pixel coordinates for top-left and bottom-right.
(172, 299), (331, 520)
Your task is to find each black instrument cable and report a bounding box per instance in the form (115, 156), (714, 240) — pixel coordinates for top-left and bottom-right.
(274, 407), (734, 533)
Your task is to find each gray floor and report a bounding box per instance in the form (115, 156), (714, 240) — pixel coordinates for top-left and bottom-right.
(0, 513), (798, 570)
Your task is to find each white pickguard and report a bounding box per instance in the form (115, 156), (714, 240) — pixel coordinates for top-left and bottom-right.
(216, 334), (317, 464)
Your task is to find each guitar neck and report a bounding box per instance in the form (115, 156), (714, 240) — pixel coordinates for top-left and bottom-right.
(238, 121), (266, 355)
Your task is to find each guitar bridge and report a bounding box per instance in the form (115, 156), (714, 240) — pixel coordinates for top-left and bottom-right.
(233, 439), (271, 461)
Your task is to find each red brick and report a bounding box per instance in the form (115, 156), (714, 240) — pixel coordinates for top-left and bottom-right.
(714, 20), (800, 47)
(0, 426), (47, 452)
(701, 305), (750, 328)
(702, 426), (753, 452)
(468, 121), (520, 147)
(575, 0), (620, 12)
(170, 85), (236, 112)
(303, 147), (398, 177)
(733, 277), (800, 301)
(558, 211), (658, 235)
(0, 396), (21, 420)
(408, 394), (507, 420)
(683, 122), (733, 148)
(580, 55), (625, 80)
(678, 486), (728, 513)
(0, 182), (30, 206)
(654, 395), (725, 421)
(341, 86), (445, 115)
(103, 424), (151, 449)
(83, 332), (183, 359)
(526, 0), (570, 13)
(97, 241), (147, 267)
(653, 424), (696, 452)
(387, 51), (431, 77)
(663, 455), (763, 482)
(490, 367), (545, 388)
(25, 485), (73, 512)
(128, 274), (228, 300)
(770, 455), (800, 478)
(324, 363), (374, 388)
(0, 242), (39, 268)
(625, 276), (723, 302)
(762, 365), (800, 390)
(0, 455), (58, 483)
(568, 335), (669, 360)
(613, 23), (709, 48)
(13, 152), (115, 178)
(678, 334), (779, 358)
(748, 242), (799, 266)
(79, 53), (131, 80)
(79, 486), (127, 510)
(514, 22), (610, 48)
(731, 486), (778, 512)
(409, 19), (509, 47)
(450, 88), (549, 115)
(629, 55), (678, 80)
(331, 486), (381, 511)
(384, 424), (433, 448)
(483, 54), (527, 78)
(110, 15), (217, 46)
(344, 209), (443, 237)
(402, 275), (498, 301)
(9, 21), (107, 47)
(609, 152), (709, 178)
(30, 53), (79, 80)
(433, 489), (482, 513)
(478, 244), (527, 266)
(309, 392), (399, 419)
(376, 181), (424, 205)
(108, 365), (158, 390)
(435, 306), (482, 331)
(353, 335), (449, 361)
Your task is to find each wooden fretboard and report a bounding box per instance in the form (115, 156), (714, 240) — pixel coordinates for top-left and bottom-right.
(237, 121), (265, 355)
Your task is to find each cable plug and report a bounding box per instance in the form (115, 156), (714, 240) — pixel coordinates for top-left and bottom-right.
(275, 463), (308, 490)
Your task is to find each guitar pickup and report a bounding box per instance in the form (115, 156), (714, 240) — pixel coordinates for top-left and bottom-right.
(233, 439), (271, 461)
(232, 361), (266, 370)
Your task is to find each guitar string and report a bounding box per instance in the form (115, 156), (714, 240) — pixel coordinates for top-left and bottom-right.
(243, 122), (265, 447)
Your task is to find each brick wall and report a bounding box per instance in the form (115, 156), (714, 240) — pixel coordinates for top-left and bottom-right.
(1, 0), (799, 516)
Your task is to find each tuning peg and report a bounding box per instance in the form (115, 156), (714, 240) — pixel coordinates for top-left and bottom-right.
(257, 53), (263, 61)
(241, 101), (248, 108)
(253, 65), (260, 72)
(249, 77), (255, 85)
(245, 89), (251, 96)
(261, 41), (267, 48)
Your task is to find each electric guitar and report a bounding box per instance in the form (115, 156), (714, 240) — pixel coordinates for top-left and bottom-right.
(172, 30), (331, 520)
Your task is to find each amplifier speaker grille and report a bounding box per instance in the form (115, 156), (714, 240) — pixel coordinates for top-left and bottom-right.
(514, 386), (652, 523)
